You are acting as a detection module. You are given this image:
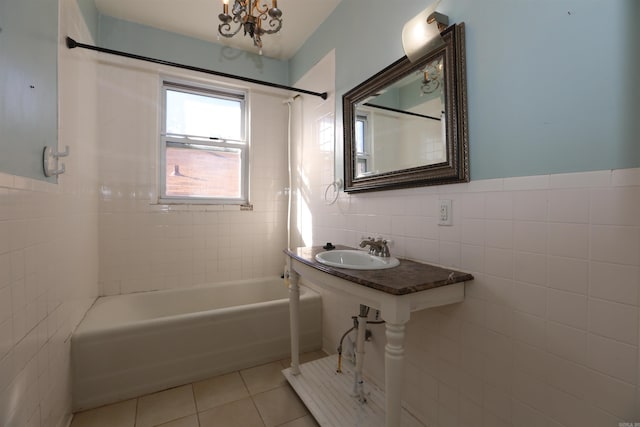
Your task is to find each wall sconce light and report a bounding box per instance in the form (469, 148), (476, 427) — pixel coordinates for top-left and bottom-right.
(402, 1), (449, 62)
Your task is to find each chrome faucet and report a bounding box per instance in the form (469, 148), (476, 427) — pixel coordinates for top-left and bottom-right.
(359, 237), (391, 257)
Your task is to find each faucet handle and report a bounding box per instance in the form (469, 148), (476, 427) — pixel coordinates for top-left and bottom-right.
(359, 236), (391, 257)
(377, 238), (391, 257)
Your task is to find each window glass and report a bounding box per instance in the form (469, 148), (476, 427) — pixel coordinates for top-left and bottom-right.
(165, 90), (243, 141)
(165, 145), (242, 199)
(355, 118), (365, 153)
(355, 113), (370, 176)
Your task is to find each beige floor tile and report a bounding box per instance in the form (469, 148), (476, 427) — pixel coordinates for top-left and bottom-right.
(252, 385), (309, 427)
(198, 397), (265, 427)
(277, 414), (320, 427)
(280, 350), (328, 369)
(135, 385), (197, 427)
(70, 399), (137, 427)
(240, 361), (288, 395)
(155, 414), (199, 427)
(194, 371), (250, 412)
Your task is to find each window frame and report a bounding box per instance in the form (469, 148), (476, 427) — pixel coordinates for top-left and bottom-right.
(159, 78), (250, 205)
(355, 111), (372, 176)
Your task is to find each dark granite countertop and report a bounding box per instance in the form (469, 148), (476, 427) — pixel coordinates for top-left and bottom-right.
(285, 245), (474, 296)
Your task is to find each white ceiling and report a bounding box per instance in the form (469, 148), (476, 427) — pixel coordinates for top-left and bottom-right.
(94, 0), (343, 59)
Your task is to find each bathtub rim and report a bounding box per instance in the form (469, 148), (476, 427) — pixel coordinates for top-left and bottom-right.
(73, 280), (317, 340)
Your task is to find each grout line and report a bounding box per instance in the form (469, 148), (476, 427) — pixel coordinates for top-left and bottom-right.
(586, 186), (595, 391)
(248, 390), (268, 427)
(238, 367), (251, 394)
(189, 382), (201, 427)
(133, 396), (139, 427)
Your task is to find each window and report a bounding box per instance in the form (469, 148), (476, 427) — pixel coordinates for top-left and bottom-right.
(160, 80), (248, 204)
(355, 113), (371, 176)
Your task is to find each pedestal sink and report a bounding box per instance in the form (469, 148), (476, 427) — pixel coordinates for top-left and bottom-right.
(315, 250), (400, 270)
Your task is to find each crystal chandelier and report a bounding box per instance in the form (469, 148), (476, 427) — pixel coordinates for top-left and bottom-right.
(218, 0), (283, 54)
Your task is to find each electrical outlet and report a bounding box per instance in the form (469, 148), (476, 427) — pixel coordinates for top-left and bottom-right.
(439, 199), (452, 226)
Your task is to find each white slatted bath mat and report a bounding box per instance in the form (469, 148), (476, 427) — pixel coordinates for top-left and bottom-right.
(282, 354), (424, 427)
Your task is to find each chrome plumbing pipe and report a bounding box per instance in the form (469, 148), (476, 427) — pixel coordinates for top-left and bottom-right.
(352, 304), (369, 403)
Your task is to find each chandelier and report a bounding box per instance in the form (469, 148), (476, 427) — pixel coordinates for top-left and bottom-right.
(420, 57), (444, 95)
(218, 0), (283, 54)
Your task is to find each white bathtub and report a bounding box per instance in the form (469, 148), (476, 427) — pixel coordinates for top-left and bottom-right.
(71, 277), (321, 411)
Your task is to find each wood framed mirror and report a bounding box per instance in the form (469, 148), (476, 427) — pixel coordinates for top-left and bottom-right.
(343, 23), (468, 193)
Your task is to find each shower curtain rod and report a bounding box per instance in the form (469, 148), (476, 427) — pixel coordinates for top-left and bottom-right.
(364, 102), (441, 121)
(65, 37), (328, 100)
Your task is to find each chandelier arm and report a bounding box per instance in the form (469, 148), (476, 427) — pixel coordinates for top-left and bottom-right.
(421, 79), (440, 94)
(258, 18), (282, 35)
(219, 13), (244, 38)
(219, 22), (243, 38)
(252, 2), (269, 15)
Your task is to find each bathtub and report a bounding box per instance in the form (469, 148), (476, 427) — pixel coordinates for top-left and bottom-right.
(71, 277), (322, 411)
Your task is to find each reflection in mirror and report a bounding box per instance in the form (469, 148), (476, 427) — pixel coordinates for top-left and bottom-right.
(343, 23), (468, 193)
(354, 54), (447, 177)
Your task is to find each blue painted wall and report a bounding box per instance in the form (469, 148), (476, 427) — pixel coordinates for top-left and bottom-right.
(74, 0), (290, 84)
(74, 0), (289, 85)
(290, 0), (640, 180)
(97, 15), (290, 86)
(0, 0), (58, 181)
(76, 0), (99, 42)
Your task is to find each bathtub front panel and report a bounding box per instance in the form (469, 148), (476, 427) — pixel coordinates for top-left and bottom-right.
(71, 278), (322, 410)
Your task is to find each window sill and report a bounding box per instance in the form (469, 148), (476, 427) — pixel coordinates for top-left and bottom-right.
(149, 202), (253, 212)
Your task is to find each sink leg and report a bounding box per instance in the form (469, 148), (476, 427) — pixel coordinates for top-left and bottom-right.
(385, 322), (406, 427)
(288, 267), (301, 375)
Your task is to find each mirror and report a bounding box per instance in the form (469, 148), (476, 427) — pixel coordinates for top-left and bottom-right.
(343, 23), (468, 192)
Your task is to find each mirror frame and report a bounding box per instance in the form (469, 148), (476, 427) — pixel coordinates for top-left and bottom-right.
(343, 23), (468, 193)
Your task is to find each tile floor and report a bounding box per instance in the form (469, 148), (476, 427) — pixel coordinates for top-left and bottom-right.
(71, 351), (326, 427)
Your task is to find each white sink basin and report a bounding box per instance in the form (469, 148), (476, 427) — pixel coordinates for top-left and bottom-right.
(315, 250), (400, 270)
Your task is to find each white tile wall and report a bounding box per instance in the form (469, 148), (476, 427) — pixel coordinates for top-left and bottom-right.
(0, 1), (100, 426)
(96, 62), (291, 295)
(294, 52), (640, 426)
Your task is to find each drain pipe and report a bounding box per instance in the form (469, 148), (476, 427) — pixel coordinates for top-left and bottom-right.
(352, 304), (369, 403)
(336, 307), (384, 402)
